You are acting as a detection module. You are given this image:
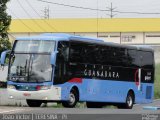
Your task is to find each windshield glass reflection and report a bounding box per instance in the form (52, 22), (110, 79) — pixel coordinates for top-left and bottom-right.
(9, 54), (52, 82)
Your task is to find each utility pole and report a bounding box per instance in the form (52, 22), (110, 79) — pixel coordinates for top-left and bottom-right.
(43, 6), (50, 19)
(106, 2), (117, 18)
(110, 3), (113, 18)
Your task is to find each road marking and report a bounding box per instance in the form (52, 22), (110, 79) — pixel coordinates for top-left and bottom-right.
(134, 99), (160, 107)
(0, 109), (25, 114)
(143, 106), (160, 110)
(153, 99), (160, 102)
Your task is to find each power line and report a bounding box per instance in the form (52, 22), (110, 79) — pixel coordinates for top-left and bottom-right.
(37, 0), (160, 15)
(25, 0), (42, 18)
(8, 8), (35, 32)
(37, 0), (109, 12)
(25, 0), (58, 32)
(114, 10), (160, 15)
(17, 0), (47, 32)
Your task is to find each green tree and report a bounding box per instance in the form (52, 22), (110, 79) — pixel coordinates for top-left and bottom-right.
(0, 0), (11, 53)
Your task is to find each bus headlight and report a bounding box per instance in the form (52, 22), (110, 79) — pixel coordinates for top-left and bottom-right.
(41, 85), (51, 90)
(36, 85), (51, 90)
(7, 85), (16, 89)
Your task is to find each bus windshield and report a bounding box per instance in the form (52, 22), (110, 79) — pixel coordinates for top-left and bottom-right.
(8, 40), (55, 82)
(14, 40), (55, 53)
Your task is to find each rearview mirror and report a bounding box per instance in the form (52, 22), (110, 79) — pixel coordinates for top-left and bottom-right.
(0, 50), (11, 66)
(50, 51), (58, 66)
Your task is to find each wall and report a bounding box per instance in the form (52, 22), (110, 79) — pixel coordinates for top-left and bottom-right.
(8, 32), (160, 45)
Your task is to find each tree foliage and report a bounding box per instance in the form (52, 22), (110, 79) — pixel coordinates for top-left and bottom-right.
(0, 0), (11, 53)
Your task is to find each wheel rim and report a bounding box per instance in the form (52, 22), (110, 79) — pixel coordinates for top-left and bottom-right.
(69, 93), (75, 105)
(127, 95), (133, 107)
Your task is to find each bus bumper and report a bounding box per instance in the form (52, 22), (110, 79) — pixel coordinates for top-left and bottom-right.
(7, 86), (61, 101)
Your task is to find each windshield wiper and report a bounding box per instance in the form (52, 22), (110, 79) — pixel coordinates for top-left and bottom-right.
(25, 59), (28, 76)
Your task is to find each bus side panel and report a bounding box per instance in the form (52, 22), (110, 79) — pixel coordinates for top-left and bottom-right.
(59, 79), (154, 104)
(59, 83), (82, 101)
(79, 79), (128, 103)
(134, 83), (154, 104)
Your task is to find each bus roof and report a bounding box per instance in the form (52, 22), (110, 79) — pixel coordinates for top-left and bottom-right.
(16, 33), (104, 42)
(16, 33), (153, 52)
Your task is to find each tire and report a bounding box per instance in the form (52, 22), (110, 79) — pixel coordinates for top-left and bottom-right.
(125, 92), (134, 109)
(86, 102), (104, 108)
(117, 92), (134, 109)
(26, 100), (42, 107)
(62, 89), (78, 108)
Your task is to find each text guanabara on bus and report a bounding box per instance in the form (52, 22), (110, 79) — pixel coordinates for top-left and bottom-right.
(0, 33), (154, 109)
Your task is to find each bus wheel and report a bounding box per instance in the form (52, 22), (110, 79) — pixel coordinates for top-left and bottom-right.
(26, 100), (42, 107)
(118, 92), (134, 109)
(86, 102), (103, 108)
(125, 92), (134, 109)
(62, 89), (78, 108)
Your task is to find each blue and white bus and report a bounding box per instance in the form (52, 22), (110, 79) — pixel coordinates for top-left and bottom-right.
(0, 33), (155, 109)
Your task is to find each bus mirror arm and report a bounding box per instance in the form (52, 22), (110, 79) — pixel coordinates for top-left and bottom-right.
(50, 51), (58, 66)
(0, 50), (11, 67)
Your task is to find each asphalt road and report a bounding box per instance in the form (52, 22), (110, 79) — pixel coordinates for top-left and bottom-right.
(0, 100), (160, 120)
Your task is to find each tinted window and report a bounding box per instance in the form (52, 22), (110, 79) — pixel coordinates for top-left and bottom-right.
(114, 48), (128, 66)
(69, 41), (153, 69)
(87, 44), (100, 64)
(57, 41), (69, 61)
(128, 49), (140, 67)
(54, 41), (69, 84)
(99, 46), (108, 65)
(70, 42), (95, 64)
(70, 42), (84, 63)
(109, 47), (122, 66)
(100, 46), (128, 67)
(140, 51), (153, 69)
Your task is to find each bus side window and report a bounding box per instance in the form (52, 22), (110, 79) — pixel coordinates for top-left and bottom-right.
(54, 41), (69, 84)
(85, 43), (97, 64)
(101, 46), (112, 65)
(57, 41), (69, 62)
(70, 42), (82, 63)
(112, 47), (128, 67)
(128, 49), (139, 68)
(140, 51), (153, 69)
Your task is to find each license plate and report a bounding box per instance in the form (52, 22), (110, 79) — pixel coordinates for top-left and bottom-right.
(23, 93), (31, 97)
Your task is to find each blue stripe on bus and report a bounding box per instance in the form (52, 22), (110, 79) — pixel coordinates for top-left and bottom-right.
(7, 81), (53, 86)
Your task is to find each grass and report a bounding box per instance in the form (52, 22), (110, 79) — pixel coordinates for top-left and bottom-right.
(154, 64), (160, 99)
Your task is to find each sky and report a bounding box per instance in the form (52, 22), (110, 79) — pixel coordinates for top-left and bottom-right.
(6, 0), (160, 19)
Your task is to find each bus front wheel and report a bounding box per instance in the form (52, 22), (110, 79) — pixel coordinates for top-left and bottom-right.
(62, 89), (78, 108)
(26, 100), (42, 107)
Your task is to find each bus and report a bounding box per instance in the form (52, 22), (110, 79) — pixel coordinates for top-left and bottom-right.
(0, 33), (155, 109)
